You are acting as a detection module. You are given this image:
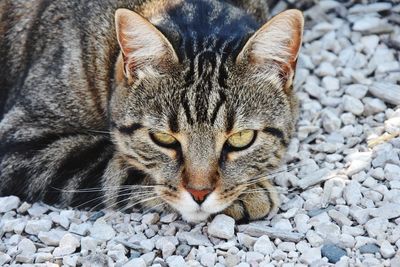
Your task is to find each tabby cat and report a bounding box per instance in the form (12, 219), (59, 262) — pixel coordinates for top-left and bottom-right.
(0, 0), (303, 222)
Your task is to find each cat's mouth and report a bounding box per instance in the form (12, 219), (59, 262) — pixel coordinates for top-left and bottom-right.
(159, 186), (232, 222)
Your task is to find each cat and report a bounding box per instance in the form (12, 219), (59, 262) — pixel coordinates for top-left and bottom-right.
(0, 0), (303, 222)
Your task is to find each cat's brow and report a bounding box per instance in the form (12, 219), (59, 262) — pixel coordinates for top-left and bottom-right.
(263, 127), (288, 146)
(116, 123), (143, 135)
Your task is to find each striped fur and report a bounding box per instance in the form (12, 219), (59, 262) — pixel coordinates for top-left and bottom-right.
(0, 0), (303, 222)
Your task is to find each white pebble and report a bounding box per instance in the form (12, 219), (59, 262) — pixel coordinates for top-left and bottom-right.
(207, 214), (235, 239)
(0, 196), (20, 213)
(89, 218), (115, 241)
(343, 95), (364, 115)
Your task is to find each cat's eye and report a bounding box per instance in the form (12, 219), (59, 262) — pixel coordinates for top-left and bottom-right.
(150, 132), (178, 148)
(227, 130), (256, 150)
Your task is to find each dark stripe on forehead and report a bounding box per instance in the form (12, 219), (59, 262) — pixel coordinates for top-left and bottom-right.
(226, 108), (235, 132)
(180, 91), (193, 125)
(263, 127), (288, 146)
(168, 112), (179, 132)
(211, 90), (226, 125)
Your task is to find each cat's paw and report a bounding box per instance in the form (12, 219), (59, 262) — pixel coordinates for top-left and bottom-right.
(223, 180), (279, 223)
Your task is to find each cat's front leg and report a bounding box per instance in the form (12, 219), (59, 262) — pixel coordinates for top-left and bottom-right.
(223, 179), (279, 223)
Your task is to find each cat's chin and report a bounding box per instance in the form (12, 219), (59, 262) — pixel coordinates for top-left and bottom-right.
(181, 211), (211, 223)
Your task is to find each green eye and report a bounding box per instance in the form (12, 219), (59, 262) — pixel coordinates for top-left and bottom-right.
(227, 130), (256, 149)
(151, 132), (178, 147)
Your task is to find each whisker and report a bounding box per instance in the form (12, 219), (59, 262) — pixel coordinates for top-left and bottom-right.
(111, 195), (161, 212)
(87, 190), (158, 212)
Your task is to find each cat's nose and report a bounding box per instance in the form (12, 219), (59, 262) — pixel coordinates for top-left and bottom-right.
(185, 187), (213, 205)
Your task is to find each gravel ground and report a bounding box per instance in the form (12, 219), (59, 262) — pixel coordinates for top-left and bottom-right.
(1, 1), (400, 266)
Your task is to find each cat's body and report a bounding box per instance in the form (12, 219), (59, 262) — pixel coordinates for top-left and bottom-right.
(0, 0), (303, 222)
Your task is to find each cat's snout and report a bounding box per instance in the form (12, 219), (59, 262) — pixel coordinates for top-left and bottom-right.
(184, 186), (214, 205)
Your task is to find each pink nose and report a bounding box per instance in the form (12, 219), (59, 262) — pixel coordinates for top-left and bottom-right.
(185, 188), (213, 204)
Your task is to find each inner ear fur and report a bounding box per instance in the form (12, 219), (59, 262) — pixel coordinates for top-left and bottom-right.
(114, 8), (178, 80)
(236, 9), (304, 93)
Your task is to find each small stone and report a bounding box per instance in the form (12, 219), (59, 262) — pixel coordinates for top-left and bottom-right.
(38, 230), (66, 246)
(254, 235), (274, 255)
(16, 253), (34, 263)
(18, 238), (37, 254)
(63, 255), (78, 266)
(345, 84), (368, 99)
(315, 223), (340, 244)
(358, 243), (379, 254)
(90, 218), (115, 241)
(343, 181), (362, 205)
(123, 257), (146, 267)
(294, 214), (310, 234)
(343, 95), (364, 115)
(17, 202), (31, 213)
(349, 207), (370, 225)
(225, 254), (240, 267)
(353, 17), (391, 34)
(306, 231), (323, 247)
(166, 255), (186, 267)
(343, 226), (364, 237)
(160, 213), (178, 223)
(370, 203), (400, 219)
(365, 218), (388, 238)
(53, 233), (80, 257)
(160, 241), (176, 258)
(237, 233), (257, 249)
(246, 251), (265, 263)
(384, 163), (400, 181)
(0, 252), (11, 265)
(35, 252), (53, 263)
(338, 234), (355, 248)
(88, 211), (105, 222)
(271, 249), (286, 261)
(184, 231), (212, 246)
(322, 76), (339, 90)
(363, 98), (387, 116)
(328, 210), (352, 227)
(297, 168), (330, 189)
(238, 224), (303, 242)
(69, 222), (91, 236)
(25, 219), (52, 235)
(299, 247), (321, 265)
(200, 252), (217, 267)
(0, 196), (20, 213)
(27, 203), (49, 217)
(141, 213), (160, 225)
(355, 237), (378, 249)
(141, 252), (156, 266)
(316, 62), (336, 77)
(49, 212), (70, 229)
(380, 240), (395, 258)
(277, 242), (296, 253)
(321, 244), (347, 263)
(322, 110), (341, 133)
(369, 82), (400, 105)
(272, 219), (293, 231)
(175, 244), (191, 257)
(208, 214), (235, 239)
(81, 236), (98, 252)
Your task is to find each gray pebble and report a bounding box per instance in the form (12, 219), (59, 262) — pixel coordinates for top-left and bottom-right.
(321, 244), (347, 263)
(359, 243), (380, 254)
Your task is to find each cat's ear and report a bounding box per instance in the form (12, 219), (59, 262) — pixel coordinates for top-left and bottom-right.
(236, 9), (304, 92)
(115, 8), (178, 79)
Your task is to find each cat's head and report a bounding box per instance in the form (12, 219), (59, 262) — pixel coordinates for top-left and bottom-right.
(110, 6), (303, 222)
